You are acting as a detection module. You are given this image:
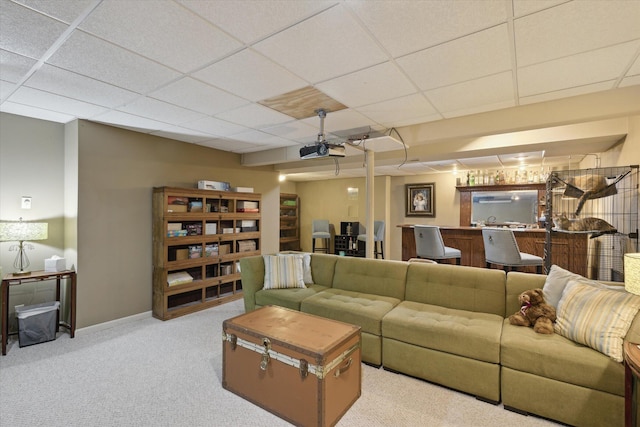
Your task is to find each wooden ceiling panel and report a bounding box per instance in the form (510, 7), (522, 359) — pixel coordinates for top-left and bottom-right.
(258, 86), (347, 119)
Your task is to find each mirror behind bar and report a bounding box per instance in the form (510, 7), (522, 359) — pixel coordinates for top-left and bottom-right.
(471, 190), (539, 227)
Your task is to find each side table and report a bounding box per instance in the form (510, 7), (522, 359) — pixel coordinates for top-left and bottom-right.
(625, 341), (640, 427)
(1, 270), (77, 355)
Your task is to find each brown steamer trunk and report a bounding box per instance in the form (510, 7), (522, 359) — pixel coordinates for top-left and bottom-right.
(222, 305), (361, 427)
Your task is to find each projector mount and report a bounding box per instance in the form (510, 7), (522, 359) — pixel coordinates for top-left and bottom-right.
(316, 108), (328, 144)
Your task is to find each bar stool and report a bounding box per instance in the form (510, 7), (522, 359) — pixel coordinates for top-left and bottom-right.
(481, 227), (543, 273)
(414, 225), (461, 265)
(312, 220), (331, 253)
(357, 221), (385, 259)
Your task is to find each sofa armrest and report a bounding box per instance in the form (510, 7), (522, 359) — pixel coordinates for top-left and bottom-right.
(239, 255), (265, 312)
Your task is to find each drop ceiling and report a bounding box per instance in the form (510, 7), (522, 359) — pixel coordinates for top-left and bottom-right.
(1, 0), (639, 181)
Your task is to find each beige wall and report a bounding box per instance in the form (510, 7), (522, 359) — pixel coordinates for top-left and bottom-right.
(599, 115), (640, 168)
(296, 170), (460, 260)
(74, 121), (280, 328)
(0, 113), (67, 330)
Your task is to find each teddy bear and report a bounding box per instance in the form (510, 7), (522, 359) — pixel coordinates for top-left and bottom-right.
(509, 288), (557, 334)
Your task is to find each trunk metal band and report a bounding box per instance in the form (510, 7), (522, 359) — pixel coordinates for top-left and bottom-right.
(223, 332), (359, 379)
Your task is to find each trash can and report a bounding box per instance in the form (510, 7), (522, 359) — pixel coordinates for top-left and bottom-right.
(15, 301), (60, 348)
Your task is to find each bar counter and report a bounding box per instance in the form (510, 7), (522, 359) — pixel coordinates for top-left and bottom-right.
(399, 225), (588, 276)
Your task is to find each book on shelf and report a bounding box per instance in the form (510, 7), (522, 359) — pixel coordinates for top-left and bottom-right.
(237, 201), (258, 209)
(167, 271), (193, 286)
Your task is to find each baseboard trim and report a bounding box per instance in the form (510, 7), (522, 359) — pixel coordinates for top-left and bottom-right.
(76, 311), (152, 335)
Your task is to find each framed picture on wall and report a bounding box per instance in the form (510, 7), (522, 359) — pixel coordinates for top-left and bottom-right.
(405, 183), (435, 217)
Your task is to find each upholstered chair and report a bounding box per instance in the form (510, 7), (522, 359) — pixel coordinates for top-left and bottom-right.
(414, 225), (461, 265)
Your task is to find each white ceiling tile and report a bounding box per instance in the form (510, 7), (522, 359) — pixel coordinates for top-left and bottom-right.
(356, 94), (438, 127)
(427, 71), (514, 117)
(520, 81), (615, 105)
(91, 110), (170, 133)
(317, 62), (416, 108)
(0, 101), (75, 123)
(14, 0), (97, 24)
(262, 120), (318, 142)
(396, 25), (512, 91)
(389, 112), (443, 128)
(193, 49), (307, 102)
(79, 1), (242, 73)
(518, 41), (640, 97)
(179, 0), (338, 44)
(180, 116), (249, 137)
(150, 126), (216, 144)
(301, 108), (378, 138)
(24, 64), (139, 107)
(253, 5), (388, 83)
(346, 0), (507, 57)
(0, 79), (16, 100)
(8, 86), (109, 118)
(0, 49), (37, 83)
(229, 129), (293, 147)
(48, 31), (180, 93)
(150, 77), (248, 116)
(499, 152), (544, 169)
(215, 103), (293, 129)
(117, 97), (206, 125)
(201, 138), (263, 153)
(620, 75), (640, 88)
(0, 0), (68, 58)
(627, 55), (640, 77)
(515, 1), (640, 67)
(512, 0), (568, 18)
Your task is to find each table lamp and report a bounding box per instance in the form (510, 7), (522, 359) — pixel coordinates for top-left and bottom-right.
(0, 218), (48, 276)
(625, 253), (640, 295)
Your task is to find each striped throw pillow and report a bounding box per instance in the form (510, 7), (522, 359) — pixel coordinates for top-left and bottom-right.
(263, 255), (305, 290)
(555, 280), (640, 362)
(279, 253), (313, 285)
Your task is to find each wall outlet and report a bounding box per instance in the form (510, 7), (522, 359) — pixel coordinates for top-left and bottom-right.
(21, 196), (32, 209)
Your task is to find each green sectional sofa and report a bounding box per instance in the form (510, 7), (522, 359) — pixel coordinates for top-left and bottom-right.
(239, 253), (638, 427)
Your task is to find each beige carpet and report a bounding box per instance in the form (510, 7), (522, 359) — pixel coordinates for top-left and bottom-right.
(0, 298), (559, 426)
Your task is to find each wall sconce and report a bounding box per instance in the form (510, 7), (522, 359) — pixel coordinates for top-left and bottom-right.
(0, 217), (48, 276)
(625, 253), (640, 295)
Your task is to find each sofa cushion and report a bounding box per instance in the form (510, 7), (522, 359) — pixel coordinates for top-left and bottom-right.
(501, 321), (624, 396)
(309, 253), (339, 288)
(300, 289), (400, 335)
(405, 262), (506, 316)
(332, 257), (407, 300)
(382, 301), (503, 364)
(262, 255), (305, 289)
(554, 280), (640, 362)
(255, 285), (329, 311)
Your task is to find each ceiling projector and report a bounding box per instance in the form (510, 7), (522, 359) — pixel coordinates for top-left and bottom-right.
(300, 142), (345, 160)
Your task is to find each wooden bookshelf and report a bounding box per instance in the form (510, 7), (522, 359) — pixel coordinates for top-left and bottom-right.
(279, 193), (300, 251)
(152, 186), (261, 320)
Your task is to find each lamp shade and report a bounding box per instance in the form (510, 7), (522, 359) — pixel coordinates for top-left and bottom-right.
(625, 253), (640, 295)
(0, 221), (48, 242)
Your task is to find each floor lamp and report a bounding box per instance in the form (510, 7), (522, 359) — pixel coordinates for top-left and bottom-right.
(0, 218), (48, 276)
